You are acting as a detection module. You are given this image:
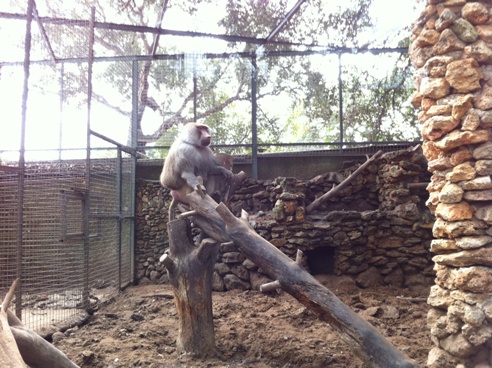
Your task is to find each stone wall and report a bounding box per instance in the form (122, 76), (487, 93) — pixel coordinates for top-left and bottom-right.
(135, 147), (435, 293)
(411, 1), (492, 367)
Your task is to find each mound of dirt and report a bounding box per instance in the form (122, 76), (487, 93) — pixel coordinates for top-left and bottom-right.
(56, 276), (431, 367)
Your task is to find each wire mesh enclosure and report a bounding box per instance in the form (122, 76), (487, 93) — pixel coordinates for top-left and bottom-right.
(0, 0), (423, 332)
(0, 1), (136, 333)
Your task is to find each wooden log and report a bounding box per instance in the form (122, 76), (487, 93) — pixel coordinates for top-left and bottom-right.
(0, 278), (27, 368)
(207, 203), (418, 368)
(306, 150), (383, 214)
(163, 218), (219, 357)
(0, 279), (78, 368)
(8, 310), (79, 368)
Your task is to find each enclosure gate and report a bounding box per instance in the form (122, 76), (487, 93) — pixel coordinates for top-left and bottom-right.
(0, 151), (135, 334)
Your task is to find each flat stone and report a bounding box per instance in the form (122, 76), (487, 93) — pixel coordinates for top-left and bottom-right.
(461, 176), (492, 190)
(434, 130), (489, 153)
(432, 248), (492, 267)
(435, 202), (474, 222)
(455, 235), (492, 250)
(433, 218), (487, 238)
(430, 239), (459, 253)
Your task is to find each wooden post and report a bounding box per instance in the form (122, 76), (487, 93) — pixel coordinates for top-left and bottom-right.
(161, 218), (218, 357)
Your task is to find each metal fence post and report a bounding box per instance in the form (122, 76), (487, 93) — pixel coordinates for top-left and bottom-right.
(251, 54), (258, 179)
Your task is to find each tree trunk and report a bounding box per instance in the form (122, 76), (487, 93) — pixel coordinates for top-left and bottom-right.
(183, 191), (418, 368)
(160, 218), (218, 357)
(306, 150), (383, 213)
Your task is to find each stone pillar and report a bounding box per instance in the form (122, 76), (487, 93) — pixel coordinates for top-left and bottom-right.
(411, 1), (492, 367)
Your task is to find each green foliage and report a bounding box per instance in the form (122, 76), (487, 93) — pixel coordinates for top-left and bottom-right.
(29, 0), (421, 152)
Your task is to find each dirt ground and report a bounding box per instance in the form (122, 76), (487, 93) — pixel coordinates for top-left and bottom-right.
(56, 275), (431, 368)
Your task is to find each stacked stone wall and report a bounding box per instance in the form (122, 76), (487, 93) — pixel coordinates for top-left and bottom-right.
(135, 148), (434, 293)
(411, 1), (492, 366)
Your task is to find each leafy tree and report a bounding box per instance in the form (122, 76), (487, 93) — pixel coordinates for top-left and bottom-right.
(29, 0), (420, 151)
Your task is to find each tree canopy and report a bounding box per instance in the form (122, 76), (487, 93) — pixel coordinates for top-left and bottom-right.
(4, 0), (422, 154)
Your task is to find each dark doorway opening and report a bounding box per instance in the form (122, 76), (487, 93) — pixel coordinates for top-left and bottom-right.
(304, 247), (335, 275)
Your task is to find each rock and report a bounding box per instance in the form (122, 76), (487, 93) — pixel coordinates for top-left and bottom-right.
(249, 271), (272, 291)
(434, 129), (489, 153)
(421, 115), (459, 141)
(476, 160), (492, 175)
(414, 28), (440, 47)
(424, 55), (455, 77)
(222, 252), (246, 264)
(383, 267), (404, 287)
(230, 264), (250, 281)
(81, 350), (96, 365)
(433, 247), (492, 267)
(439, 183), (464, 203)
(477, 25), (492, 43)
(435, 8), (458, 32)
(149, 270), (160, 281)
(435, 202), (474, 222)
(475, 84), (492, 110)
(52, 331), (66, 343)
(461, 109), (480, 131)
(462, 2), (489, 25)
(455, 235), (492, 250)
(223, 274), (250, 291)
(445, 58), (482, 93)
(427, 347), (461, 368)
(445, 162), (476, 183)
(434, 29), (466, 55)
(464, 189), (492, 201)
(381, 305), (399, 319)
(463, 40), (492, 63)
(461, 176), (492, 190)
(433, 217), (487, 239)
(131, 312), (145, 322)
(430, 239), (459, 253)
(474, 204), (492, 224)
(355, 267), (384, 288)
(450, 18), (478, 43)
(212, 271), (225, 292)
(420, 77), (451, 99)
(428, 284), (453, 309)
(440, 333), (478, 358)
(473, 141), (492, 160)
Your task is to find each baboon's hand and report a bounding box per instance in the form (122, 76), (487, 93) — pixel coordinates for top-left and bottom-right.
(196, 184), (206, 195)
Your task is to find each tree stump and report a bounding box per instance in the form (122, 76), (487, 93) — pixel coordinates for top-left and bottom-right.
(160, 218), (218, 357)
